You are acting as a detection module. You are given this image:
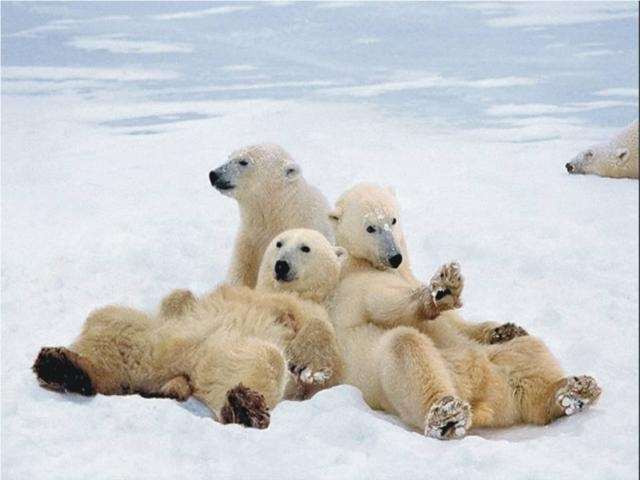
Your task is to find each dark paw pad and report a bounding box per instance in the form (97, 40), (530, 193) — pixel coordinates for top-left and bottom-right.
(32, 347), (95, 396)
(489, 323), (528, 344)
(435, 288), (451, 301)
(220, 384), (270, 429)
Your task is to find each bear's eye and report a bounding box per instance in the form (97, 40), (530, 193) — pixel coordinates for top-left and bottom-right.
(392, 218), (397, 225)
(238, 159), (249, 166)
(276, 241), (283, 248)
(300, 245), (310, 253)
(366, 226), (376, 234)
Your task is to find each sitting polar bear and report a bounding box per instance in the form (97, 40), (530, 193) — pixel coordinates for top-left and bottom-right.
(326, 183), (601, 439)
(566, 120), (638, 179)
(210, 144), (334, 287)
(33, 229), (345, 429)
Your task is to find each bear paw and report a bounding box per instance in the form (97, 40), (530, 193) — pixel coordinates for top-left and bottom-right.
(425, 396), (471, 440)
(488, 323), (528, 344)
(32, 347), (95, 396)
(288, 364), (333, 400)
(424, 262), (464, 318)
(220, 384), (270, 429)
(555, 375), (602, 416)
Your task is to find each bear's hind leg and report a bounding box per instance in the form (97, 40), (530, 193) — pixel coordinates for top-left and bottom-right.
(376, 326), (471, 439)
(191, 335), (288, 429)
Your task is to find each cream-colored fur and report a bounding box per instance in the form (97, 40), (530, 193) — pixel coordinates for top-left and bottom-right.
(566, 120), (639, 179)
(34, 229), (345, 428)
(210, 144), (334, 287)
(327, 183), (601, 439)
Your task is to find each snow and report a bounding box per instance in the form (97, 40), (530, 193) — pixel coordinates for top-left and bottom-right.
(2, 91), (638, 480)
(1, 2), (638, 478)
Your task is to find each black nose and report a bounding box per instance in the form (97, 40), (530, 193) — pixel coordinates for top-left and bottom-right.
(209, 170), (218, 186)
(275, 260), (290, 281)
(565, 163), (574, 173)
(388, 253), (403, 269)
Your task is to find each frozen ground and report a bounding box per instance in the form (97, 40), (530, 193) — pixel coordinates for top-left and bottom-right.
(2, 2), (639, 480)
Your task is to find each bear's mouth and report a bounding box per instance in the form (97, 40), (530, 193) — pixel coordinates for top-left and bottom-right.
(215, 181), (235, 191)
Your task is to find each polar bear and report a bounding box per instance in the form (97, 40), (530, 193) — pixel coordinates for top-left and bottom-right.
(326, 183), (601, 439)
(566, 120), (639, 179)
(33, 229), (345, 429)
(210, 144), (334, 287)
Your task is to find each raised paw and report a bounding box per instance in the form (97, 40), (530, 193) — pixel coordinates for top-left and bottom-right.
(220, 384), (270, 429)
(489, 323), (528, 344)
(32, 347), (95, 396)
(555, 375), (602, 416)
(423, 262), (464, 318)
(425, 396), (471, 440)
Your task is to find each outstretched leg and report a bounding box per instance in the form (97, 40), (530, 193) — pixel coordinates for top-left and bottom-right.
(488, 335), (601, 425)
(34, 306), (166, 397)
(376, 326), (471, 439)
(190, 334), (288, 429)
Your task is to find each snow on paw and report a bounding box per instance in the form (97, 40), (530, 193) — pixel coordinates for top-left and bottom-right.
(555, 375), (602, 416)
(428, 262), (464, 311)
(220, 384), (270, 429)
(32, 346), (95, 396)
(489, 323), (528, 344)
(425, 396), (471, 440)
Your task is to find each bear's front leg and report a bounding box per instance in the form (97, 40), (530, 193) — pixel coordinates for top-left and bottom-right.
(284, 317), (344, 400)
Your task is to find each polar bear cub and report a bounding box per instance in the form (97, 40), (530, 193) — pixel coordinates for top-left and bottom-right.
(210, 144), (334, 287)
(33, 229), (345, 429)
(566, 120), (638, 179)
(327, 183), (601, 439)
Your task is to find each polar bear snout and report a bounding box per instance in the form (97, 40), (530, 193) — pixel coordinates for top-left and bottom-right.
(209, 169), (235, 191)
(388, 253), (403, 269)
(565, 163), (574, 173)
(275, 260), (293, 282)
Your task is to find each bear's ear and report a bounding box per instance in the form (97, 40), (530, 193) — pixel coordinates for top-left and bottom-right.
(615, 147), (629, 164)
(334, 246), (347, 263)
(285, 163), (301, 180)
(328, 207), (343, 223)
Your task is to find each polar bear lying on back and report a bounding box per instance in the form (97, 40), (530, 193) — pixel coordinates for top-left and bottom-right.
(33, 229), (345, 429)
(209, 144), (334, 287)
(566, 120), (638, 179)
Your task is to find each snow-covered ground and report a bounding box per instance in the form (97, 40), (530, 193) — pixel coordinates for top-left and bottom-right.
(2, 2), (639, 480)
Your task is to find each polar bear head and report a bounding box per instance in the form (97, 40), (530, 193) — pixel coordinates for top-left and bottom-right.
(257, 228), (346, 300)
(329, 183), (406, 271)
(209, 144), (302, 203)
(566, 145), (630, 175)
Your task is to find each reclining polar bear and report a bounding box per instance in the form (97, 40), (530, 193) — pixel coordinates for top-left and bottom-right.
(33, 229), (345, 429)
(327, 183), (601, 439)
(566, 120), (638, 179)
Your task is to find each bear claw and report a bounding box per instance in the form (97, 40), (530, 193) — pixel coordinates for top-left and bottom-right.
(32, 347), (95, 396)
(555, 375), (601, 416)
(489, 323), (528, 344)
(425, 396), (471, 440)
(220, 384), (270, 429)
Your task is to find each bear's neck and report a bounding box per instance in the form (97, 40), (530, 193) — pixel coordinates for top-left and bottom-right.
(239, 181), (303, 229)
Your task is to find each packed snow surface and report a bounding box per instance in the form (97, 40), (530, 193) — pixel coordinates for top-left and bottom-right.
(2, 2), (639, 479)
